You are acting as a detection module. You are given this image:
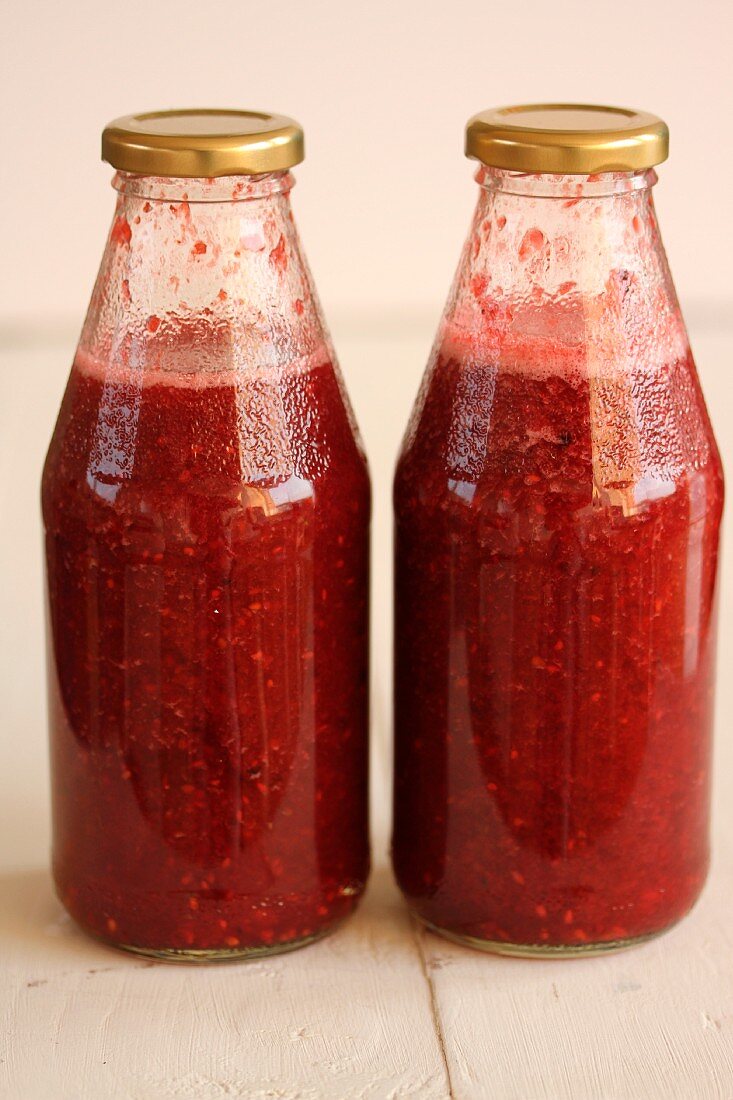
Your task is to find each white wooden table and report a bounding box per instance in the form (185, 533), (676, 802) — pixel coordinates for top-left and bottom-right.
(1, 318), (732, 1099)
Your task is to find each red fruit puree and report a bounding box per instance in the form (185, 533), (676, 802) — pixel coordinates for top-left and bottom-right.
(43, 350), (370, 955)
(393, 326), (723, 951)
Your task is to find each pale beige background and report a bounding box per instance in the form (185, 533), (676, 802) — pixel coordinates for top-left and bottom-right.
(2, 3), (733, 1098)
(2, 0), (733, 333)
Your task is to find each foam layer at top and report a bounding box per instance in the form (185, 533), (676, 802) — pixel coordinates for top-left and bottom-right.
(73, 342), (333, 389)
(439, 297), (689, 381)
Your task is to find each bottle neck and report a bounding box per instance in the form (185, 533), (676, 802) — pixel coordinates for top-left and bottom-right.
(470, 169), (664, 290)
(79, 170), (331, 378)
(439, 164), (687, 373)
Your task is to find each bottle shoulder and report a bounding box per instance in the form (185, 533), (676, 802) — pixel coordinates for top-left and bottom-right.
(43, 353), (370, 528)
(395, 344), (722, 526)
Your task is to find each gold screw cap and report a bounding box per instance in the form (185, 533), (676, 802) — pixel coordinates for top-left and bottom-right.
(466, 104), (669, 174)
(102, 108), (304, 177)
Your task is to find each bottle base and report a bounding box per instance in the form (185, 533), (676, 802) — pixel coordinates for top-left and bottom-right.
(414, 914), (666, 958)
(111, 927), (331, 963)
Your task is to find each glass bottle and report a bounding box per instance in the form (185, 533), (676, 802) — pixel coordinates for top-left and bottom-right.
(42, 110), (370, 960)
(393, 105), (723, 955)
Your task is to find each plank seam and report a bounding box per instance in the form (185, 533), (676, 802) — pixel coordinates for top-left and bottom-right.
(412, 916), (455, 1100)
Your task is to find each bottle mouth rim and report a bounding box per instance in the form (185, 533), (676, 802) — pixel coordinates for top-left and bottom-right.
(476, 166), (657, 198)
(112, 170), (294, 204)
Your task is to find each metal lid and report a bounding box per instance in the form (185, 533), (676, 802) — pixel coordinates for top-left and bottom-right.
(102, 108), (304, 177)
(465, 104), (669, 174)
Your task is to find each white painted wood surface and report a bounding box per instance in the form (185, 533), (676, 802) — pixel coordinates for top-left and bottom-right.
(1, 319), (732, 1099)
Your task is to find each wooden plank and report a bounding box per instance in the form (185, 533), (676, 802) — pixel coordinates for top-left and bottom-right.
(420, 865), (733, 1100)
(0, 866), (451, 1099)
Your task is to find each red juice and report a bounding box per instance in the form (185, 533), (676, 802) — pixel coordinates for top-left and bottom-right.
(393, 329), (723, 952)
(43, 350), (370, 956)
